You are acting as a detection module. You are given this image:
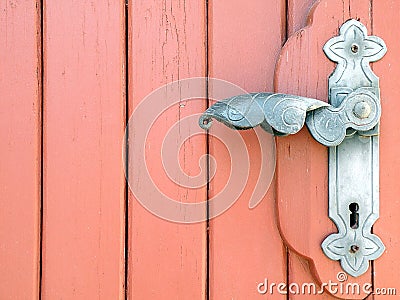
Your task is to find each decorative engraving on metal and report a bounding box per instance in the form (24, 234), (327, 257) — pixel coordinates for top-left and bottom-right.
(306, 88), (381, 146)
(199, 93), (328, 135)
(318, 19), (386, 277)
(306, 19), (387, 145)
(198, 19), (386, 277)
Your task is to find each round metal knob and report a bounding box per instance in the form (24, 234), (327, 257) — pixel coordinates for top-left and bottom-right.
(353, 101), (371, 119)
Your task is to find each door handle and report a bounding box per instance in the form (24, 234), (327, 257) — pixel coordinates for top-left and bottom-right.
(199, 19), (387, 277)
(199, 93), (329, 136)
(199, 88), (380, 147)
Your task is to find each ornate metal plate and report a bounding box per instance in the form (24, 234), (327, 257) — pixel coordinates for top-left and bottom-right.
(315, 19), (386, 277)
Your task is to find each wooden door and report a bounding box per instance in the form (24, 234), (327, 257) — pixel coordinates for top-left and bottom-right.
(0, 0), (399, 299)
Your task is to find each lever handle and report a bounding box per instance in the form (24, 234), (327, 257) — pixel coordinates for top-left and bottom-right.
(199, 92), (328, 136)
(306, 87), (381, 146)
(199, 88), (380, 147)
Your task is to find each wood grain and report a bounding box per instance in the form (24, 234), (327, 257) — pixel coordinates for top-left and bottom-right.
(41, 1), (126, 298)
(0, 0), (41, 298)
(2, 0), (399, 298)
(372, 1), (400, 298)
(287, 0), (317, 35)
(284, 1), (336, 299)
(208, 0), (287, 298)
(288, 251), (335, 299)
(127, 0), (207, 298)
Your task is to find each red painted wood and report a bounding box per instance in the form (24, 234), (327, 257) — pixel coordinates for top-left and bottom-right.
(2, 0), (399, 298)
(208, 0), (287, 298)
(0, 1), (41, 298)
(41, 1), (126, 298)
(287, 0), (317, 36)
(285, 1), (338, 299)
(127, 0), (207, 298)
(288, 251), (335, 299)
(372, 1), (400, 297)
(275, 0), (373, 298)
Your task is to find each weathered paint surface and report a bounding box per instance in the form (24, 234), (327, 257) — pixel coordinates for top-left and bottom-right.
(208, 0), (287, 299)
(41, 0), (126, 298)
(127, 0), (208, 299)
(0, 0), (41, 298)
(0, 0), (399, 299)
(373, 1), (400, 297)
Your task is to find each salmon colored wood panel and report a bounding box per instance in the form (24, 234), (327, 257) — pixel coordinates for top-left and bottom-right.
(41, 1), (126, 298)
(0, 1), (41, 298)
(284, 1), (336, 299)
(373, 1), (400, 297)
(275, 1), (374, 298)
(285, 1), (337, 298)
(288, 252), (336, 299)
(127, 0), (207, 299)
(287, 0), (317, 36)
(208, 0), (287, 298)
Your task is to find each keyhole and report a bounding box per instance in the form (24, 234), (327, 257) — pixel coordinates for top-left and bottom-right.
(349, 203), (359, 229)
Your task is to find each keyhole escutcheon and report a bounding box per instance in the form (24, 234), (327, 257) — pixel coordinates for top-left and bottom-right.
(349, 202), (359, 229)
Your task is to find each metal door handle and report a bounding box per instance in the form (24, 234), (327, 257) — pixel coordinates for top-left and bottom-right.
(199, 92), (329, 137)
(199, 88), (380, 147)
(199, 19), (387, 277)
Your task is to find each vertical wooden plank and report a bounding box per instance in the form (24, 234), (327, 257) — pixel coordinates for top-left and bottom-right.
(288, 252), (334, 299)
(127, 0), (207, 299)
(286, 1), (323, 298)
(285, 1), (336, 299)
(0, 1), (41, 298)
(287, 0), (317, 35)
(42, 1), (126, 298)
(372, 1), (400, 297)
(208, 0), (287, 298)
